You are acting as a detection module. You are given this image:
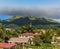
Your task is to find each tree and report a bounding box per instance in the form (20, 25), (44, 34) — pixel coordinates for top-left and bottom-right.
(40, 29), (55, 43)
(33, 36), (43, 46)
(21, 24), (36, 33)
(56, 28), (60, 35)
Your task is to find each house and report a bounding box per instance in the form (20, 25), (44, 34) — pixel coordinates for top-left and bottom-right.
(19, 32), (40, 38)
(51, 35), (60, 45)
(40, 29), (46, 34)
(55, 35), (60, 39)
(8, 37), (29, 49)
(19, 32), (40, 44)
(0, 42), (16, 49)
(8, 37), (29, 44)
(55, 35), (60, 45)
(5, 28), (12, 31)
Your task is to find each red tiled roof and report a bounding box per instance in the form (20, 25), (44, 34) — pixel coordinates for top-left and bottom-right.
(0, 42), (16, 48)
(55, 35), (60, 39)
(20, 32), (39, 36)
(8, 37), (29, 43)
(21, 32), (35, 36)
(40, 29), (46, 33)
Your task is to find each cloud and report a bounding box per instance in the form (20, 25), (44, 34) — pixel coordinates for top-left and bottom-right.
(0, 7), (60, 19)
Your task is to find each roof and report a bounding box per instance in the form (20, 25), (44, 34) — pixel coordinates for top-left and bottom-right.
(8, 37), (29, 43)
(0, 42), (16, 48)
(20, 32), (40, 36)
(40, 29), (46, 33)
(55, 35), (60, 39)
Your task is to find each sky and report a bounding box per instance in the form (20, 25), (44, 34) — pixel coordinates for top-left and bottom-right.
(0, 0), (60, 21)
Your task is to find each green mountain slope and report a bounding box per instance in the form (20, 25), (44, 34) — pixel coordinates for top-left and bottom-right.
(2, 16), (59, 26)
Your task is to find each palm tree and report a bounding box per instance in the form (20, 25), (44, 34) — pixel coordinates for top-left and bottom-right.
(40, 29), (55, 43)
(21, 24), (36, 33)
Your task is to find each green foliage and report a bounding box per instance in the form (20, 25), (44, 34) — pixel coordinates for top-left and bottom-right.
(56, 29), (60, 35)
(33, 36), (43, 46)
(0, 22), (20, 42)
(40, 29), (55, 43)
(3, 24), (19, 28)
(39, 43), (55, 49)
(21, 24), (36, 33)
(0, 38), (3, 42)
(3, 16), (60, 27)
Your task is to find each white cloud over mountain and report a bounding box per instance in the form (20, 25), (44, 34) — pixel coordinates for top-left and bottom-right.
(0, 6), (60, 19)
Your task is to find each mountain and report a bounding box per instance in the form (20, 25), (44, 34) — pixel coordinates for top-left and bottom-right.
(2, 16), (59, 26)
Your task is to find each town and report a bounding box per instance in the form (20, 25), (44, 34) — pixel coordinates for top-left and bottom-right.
(0, 0), (60, 49)
(0, 21), (60, 49)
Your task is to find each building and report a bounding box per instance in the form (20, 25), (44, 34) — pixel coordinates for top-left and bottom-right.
(8, 37), (29, 44)
(8, 37), (29, 49)
(0, 42), (16, 49)
(40, 29), (46, 34)
(19, 32), (40, 38)
(5, 28), (12, 31)
(19, 32), (40, 44)
(51, 35), (60, 45)
(55, 35), (60, 45)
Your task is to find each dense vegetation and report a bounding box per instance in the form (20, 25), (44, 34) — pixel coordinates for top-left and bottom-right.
(2, 16), (60, 27)
(0, 16), (60, 49)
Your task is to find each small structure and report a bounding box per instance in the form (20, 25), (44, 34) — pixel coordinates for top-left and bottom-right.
(55, 35), (60, 45)
(5, 28), (12, 31)
(8, 37), (29, 44)
(8, 37), (29, 49)
(19, 32), (40, 44)
(55, 35), (60, 39)
(0, 42), (16, 49)
(40, 29), (46, 34)
(19, 32), (40, 38)
(51, 35), (60, 45)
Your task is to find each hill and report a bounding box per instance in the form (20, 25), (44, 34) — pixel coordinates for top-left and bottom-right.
(2, 16), (59, 27)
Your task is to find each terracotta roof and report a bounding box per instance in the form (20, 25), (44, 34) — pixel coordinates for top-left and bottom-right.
(8, 37), (29, 43)
(55, 35), (60, 39)
(20, 32), (40, 36)
(40, 29), (46, 33)
(0, 42), (16, 48)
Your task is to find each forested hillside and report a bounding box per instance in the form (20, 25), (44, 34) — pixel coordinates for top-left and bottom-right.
(2, 16), (59, 26)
